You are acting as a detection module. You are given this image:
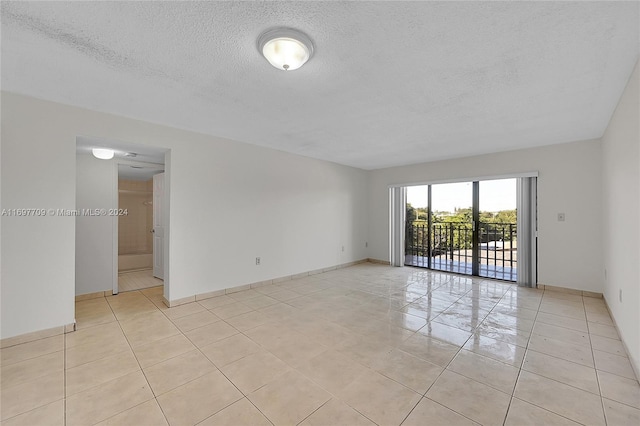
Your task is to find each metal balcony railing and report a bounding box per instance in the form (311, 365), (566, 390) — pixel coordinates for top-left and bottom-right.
(405, 221), (517, 281)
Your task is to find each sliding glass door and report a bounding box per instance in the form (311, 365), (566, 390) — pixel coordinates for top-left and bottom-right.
(405, 178), (520, 282)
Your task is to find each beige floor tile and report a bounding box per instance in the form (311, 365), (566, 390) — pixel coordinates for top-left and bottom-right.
(448, 349), (519, 394)
(170, 310), (220, 332)
(156, 370), (243, 426)
(426, 370), (511, 426)
(64, 321), (124, 349)
(221, 350), (290, 394)
(597, 370), (640, 409)
(184, 320), (238, 348)
(603, 398), (640, 426)
(0, 399), (64, 426)
(356, 322), (415, 348)
(225, 310), (278, 332)
(144, 349), (216, 396)
(522, 350), (600, 394)
(162, 301), (206, 320)
(227, 289), (264, 302)
(0, 371), (64, 421)
(586, 311), (614, 326)
(198, 398), (271, 426)
(119, 311), (180, 347)
(475, 323), (530, 347)
(505, 398), (581, 425)
(132, 333), (195, 368)
(299, 398), (376, 426)
(535, 311), (588, 332)
(267, 334), (329, 368)
(258, 303), (300, 321)
(96, 399), (168, 426)
(65, 332), (130, 369)
(0, 351), (64, 389)
(107, 292), (159, 321)
(295, 349), (369, 397)
(208, 301), (254, 319)
(341, 370), (422, 426)
(239, 294), (279, 310)
(0, 335), (64, 366)
(418, 321), (472, 346)
(590, 334), (627, 357)
(65, 349), (140, 396)
(514, 371), (605, 425)
(538, 302), (585, 320)
(588, 322), (620, 340)
(268, 289), (302, 302)
(532, 322), (590, 347)
(198, 295), (238, 309)
(243, 324), (302, 356)
(463, 334), (525, 367)
(248, 370), (331, 425)
(482, 311), (535, 332)
(399, 332), (460, 366)
(593, 349), (637, 380)
(527, 334), (594, 367)
(334, 335), (395, 367)
(200, 333), (262, 368)
(491, 303), (538, 321)
(290, 319), (357, 347)
(372, 348), (444, 394)
(384, 311), (429, 332)
(433, 307), (490, 333)
(402, 397), (478, 426)
(65, 371), (154, 426)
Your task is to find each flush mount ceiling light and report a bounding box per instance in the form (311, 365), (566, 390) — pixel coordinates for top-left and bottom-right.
(92, 148), (115, 160)
(258, 28), (314, 71)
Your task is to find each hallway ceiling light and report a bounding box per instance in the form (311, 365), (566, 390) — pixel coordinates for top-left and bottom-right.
(258, 28), (314, 71)
(92, 148), (115, 160)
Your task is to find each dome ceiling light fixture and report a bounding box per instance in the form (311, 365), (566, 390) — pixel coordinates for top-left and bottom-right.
(257, 27), (314, 71)
(92, 148), (115, 160)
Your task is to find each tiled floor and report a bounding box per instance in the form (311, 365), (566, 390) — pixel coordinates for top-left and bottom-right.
(118, 269), (164, 292)
(1, 263), (639, 425)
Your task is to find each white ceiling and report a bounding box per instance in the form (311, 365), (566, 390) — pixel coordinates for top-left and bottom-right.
(2, 1), (639, 170)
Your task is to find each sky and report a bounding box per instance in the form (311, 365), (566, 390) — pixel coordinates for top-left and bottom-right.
(407, 178), (516, 212)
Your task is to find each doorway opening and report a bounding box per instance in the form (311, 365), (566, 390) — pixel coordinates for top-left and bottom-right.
(404, 178), (523, 282)
(117, 163), (165, 292)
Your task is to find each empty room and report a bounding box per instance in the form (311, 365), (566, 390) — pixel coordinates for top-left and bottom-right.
(1, 1), (638, 425)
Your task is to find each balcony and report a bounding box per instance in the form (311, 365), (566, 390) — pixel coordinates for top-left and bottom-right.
(404, 222), (517, 281)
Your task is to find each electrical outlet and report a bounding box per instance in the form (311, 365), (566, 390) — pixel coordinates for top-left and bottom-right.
(256, 257), (261, 266)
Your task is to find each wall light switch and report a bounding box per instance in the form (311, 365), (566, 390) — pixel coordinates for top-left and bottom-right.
(557, 213), (565, 222)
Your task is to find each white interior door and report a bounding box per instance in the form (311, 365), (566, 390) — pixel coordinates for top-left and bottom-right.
(153, 172), (165, 279)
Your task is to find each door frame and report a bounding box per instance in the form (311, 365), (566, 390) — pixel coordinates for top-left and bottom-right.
(112, 157), (169, 295)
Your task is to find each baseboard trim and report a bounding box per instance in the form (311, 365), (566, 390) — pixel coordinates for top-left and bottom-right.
(367, 258), (391, 265)
(75, 290), (113, 301)
(602, 296), (640, 383)
(1, 322), (76, 348)
(187, 259), (370, 304)
(537, 283), (602, 298)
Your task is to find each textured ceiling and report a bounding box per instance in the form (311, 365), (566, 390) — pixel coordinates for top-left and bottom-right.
(2, 1), (639, 170)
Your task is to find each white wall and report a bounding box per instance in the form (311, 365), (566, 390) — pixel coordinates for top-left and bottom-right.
(75, 153), (115, 295)
(0, 92), (368, 339)
(367, 139), (603, 292)
(602, 60), (639, 375)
